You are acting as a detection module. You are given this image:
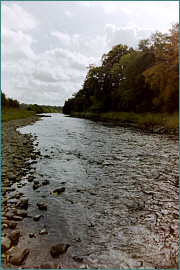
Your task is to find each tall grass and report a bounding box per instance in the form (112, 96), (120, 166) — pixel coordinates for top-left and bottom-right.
(1, 107), (36, 122)
(71, 111), (179, 130)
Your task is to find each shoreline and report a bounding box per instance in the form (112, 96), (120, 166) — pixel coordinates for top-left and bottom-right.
(67, 112), (179, 137)
(1, 116), (44, 269)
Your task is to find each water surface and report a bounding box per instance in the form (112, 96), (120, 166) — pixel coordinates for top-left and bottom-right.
(18, 113), (179, 269)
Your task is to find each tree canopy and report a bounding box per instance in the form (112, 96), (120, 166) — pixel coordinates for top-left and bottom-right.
(1, 91), (20, 108)
(63, 23), (179, 115)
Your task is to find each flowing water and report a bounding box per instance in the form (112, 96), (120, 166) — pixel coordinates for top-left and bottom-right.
(18, 113), (179, 269)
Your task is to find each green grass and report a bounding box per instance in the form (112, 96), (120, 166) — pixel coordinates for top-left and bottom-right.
(71, 111), (179, 130)
(1, 107), (36, 122)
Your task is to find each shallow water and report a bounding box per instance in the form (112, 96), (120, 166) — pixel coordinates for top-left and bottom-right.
(18, 113), (179, 269)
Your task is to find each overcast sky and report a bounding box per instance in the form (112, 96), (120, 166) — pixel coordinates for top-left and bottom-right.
(1, 1), (179, 106)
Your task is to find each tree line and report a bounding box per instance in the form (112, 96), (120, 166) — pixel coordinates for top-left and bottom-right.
(26, 104), (62, 113)
(1, 91), (20, 108)
(63, 23), (179, 115)
(1, 91), (62, 113)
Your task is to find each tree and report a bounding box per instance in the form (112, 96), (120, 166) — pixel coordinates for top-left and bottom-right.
(143, 23), (179, 112)
(117, 50), (155, 112)
(1, 91), (8, 106)
(62, 23), (179, 115)
(1, 91), (20, 108)
(99, 44), (132, 111)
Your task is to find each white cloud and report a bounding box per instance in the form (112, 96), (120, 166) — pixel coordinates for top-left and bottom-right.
(1, 3), (37, 31)
(1, 27), (36, 64)
(79, 1), (133, 15)
(2, 44), (98, 105)
(99, 2), (124, 14)
(1, 3), (37, 71)
(104, 23), (154, 49)
(51, 31), (71, 46)
(65, 10), (72, 17)
(51, 30), (90, 50)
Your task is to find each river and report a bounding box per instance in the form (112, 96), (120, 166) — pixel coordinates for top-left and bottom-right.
(17, 113), (179, 269)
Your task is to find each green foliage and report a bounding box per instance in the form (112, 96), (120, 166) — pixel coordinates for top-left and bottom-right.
(27, 104), (62, 113)
(1, 91), (20, 108)
(143, 23), (179, 113)
(118, 51), (155, 112)
(27, 104), (48, 113)
(62, 23), (179, 115)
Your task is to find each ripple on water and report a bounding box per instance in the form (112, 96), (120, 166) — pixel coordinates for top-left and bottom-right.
(17, 113), (179, 269)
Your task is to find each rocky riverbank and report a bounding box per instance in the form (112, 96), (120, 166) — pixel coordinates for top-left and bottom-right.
(1, 116), (69, 269)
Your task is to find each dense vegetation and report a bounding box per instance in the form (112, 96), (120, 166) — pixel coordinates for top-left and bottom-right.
(25, 104), (62, 113)
(63, 23), (179, 115)
(1, 91), (62, 114)
(1, 91), (62, 122)
(1, 91), (20, 108)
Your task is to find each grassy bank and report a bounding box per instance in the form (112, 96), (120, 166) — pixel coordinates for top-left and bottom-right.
(70, 111), (179, 130)
(1, 107), (36, 122)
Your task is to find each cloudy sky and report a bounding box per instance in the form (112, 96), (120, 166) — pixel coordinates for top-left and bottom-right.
(1, 1), (179, 106)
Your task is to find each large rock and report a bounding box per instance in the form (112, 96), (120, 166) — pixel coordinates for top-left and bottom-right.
(1, 187), (16, 192)
(1, 236), (11, 252)
(13, 216), (23, 221)
(5, 211), (14, 220)
(7, 230), (20, 242)
(16, 199), (29, 209)
(9, 248), (29, 265)
(15, 210), (28, 218)
(50, 243), (70, 257)
(3, 220), (17, 229)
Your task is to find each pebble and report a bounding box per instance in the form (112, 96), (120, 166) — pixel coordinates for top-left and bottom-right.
(37, 203), (47, 210)
(33, 215), (42, 221)
(72, 255), (83, 262)
(29, 233), (36, 238)
(39, 229), (48, 235)
(33, 181), (41, 190)
(42, 180), (50, 185)
(53, 188), (65, 194)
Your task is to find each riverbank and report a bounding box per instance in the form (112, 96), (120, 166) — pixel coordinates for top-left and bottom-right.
(1, 116), (40, 268)
(1, 107), (36, 122)
(1, 116), (72, 269)
(69, 111), (179, 136)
